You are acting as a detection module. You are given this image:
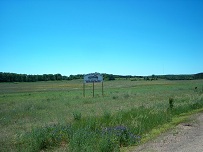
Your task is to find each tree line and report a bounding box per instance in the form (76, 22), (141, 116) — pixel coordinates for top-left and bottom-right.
(158, 74), (194, 80)
(0, 72), (69, 82)
(157, 73), (203, 80)
(194, 73), (203, 79)
(0, 72), (133, 82)
(0, 72), (202, 82)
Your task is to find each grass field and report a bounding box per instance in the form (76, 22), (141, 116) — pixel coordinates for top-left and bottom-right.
(1, 79), (203, 151)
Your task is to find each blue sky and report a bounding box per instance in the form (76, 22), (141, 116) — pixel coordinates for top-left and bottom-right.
(0, 0), (203, 76)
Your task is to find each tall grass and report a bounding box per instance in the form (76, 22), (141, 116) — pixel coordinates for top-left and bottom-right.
(16, 97), (203, 151)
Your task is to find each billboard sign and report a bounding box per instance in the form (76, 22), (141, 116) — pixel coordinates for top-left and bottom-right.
(84, 73), (103, 83)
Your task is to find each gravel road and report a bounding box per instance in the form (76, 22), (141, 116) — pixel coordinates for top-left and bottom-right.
(132, 112), (203, 152)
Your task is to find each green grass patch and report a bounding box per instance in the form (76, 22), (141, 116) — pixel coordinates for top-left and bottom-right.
(15, 96), (203, 151)
(1, 79), (203, 151)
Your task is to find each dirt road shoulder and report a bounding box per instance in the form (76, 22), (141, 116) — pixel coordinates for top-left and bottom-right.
(130, 111), (203, 152)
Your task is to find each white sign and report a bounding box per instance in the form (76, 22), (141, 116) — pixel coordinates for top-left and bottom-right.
(84, 73), (103, 83)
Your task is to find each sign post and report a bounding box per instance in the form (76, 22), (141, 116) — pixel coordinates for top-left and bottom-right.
(83, 73), (103, 97)
(102, 81), (104, 96)
(93, 82), (94, 97)
(83, 82), (85, 97)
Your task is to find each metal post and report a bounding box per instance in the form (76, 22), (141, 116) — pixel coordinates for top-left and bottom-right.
(93, 82), (94, 97)
(102, 81), (104, 96)
(83, 83), (85, 97)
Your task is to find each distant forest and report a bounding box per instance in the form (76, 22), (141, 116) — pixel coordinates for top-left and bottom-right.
(0, 72), (203, 82)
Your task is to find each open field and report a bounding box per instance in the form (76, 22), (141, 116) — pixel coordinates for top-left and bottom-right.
(1, 79), (203, 151)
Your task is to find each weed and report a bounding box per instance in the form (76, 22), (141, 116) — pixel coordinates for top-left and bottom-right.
(99, 134), (120, 152)
(69, 128), (98, 152)
(73, 111), (82, 121)
(83, 99), (94, 104)
(17, 124), (72, 151)
(103, 111), (111, 120)
(123, 93), (130, 99)
(169, 97), (174, 109)
(102, 126), (141, 147)
(112, 95), (119, 100)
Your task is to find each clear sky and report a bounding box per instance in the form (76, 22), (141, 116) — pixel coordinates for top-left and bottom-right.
(0, 0), (203, 76)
